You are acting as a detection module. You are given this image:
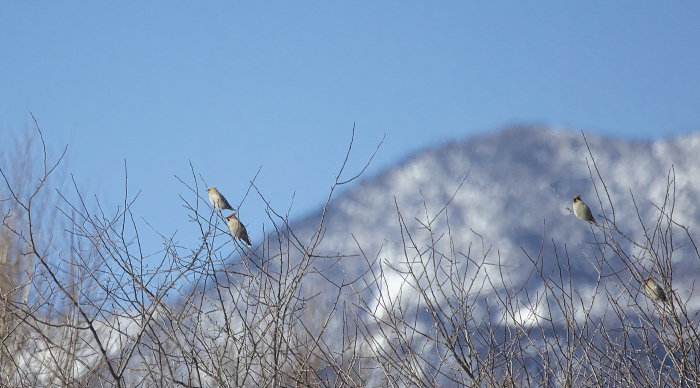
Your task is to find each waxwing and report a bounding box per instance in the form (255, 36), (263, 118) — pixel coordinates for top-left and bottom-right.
(226, 212), (252, 247)
(573, 194), (598, 225)
(207, 187), (234, 211)
(643, 277), (667, 303)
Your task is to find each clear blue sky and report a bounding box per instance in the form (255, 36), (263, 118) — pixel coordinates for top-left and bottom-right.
(1, 2), (699, 249)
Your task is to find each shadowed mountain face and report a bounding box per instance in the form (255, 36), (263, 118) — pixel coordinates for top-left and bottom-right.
(291, 126), (700, 320)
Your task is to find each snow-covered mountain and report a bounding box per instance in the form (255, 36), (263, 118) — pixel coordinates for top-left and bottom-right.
(290, 126), (700, 321)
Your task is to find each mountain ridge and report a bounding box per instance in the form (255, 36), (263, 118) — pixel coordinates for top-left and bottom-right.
(288, 125), (700, 320)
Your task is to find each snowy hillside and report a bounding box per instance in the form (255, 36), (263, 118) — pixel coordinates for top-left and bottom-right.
(291, 126), (700, 322)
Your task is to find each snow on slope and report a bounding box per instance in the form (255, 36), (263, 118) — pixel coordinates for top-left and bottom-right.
(290, 126), (700, 323)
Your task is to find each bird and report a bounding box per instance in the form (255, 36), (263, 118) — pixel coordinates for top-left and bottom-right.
(226, 212), (252, 247)
(643, 277), (667, 303)
(573, 194), (598, 225)
(207, 187), (234, 211)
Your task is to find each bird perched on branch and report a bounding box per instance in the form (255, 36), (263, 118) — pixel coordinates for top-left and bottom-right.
(226, 212), (252, 247)
(207, 187), (234, 211)
(643, 277), (667, 303)
(573, 194), (598, 225)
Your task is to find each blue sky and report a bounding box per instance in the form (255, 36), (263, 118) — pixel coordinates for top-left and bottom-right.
(1, 2), (699, 250)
